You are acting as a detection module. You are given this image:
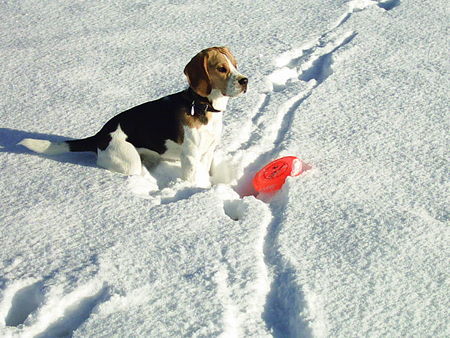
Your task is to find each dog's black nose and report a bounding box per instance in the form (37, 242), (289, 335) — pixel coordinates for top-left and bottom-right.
(239, 77), (248, 85)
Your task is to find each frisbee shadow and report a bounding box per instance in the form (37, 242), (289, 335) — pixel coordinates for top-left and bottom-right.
(234, 152), (271, 198)
(0, 128), (97, 168)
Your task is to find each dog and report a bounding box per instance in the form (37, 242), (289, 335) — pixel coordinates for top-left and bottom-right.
(19, 47), (248, 185)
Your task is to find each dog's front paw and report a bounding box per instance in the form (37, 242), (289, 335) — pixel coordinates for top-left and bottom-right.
(210, 155), (240, 185)
(187, 170), (211, 189)
(182, 163), (211, 188)
(193, 176), (211, 189)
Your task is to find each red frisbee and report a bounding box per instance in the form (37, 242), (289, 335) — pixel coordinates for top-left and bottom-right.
(252, 156), (303, 193)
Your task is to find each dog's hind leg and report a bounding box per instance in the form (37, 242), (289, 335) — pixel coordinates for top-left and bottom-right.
(97, 125), (142, 176)
(137, 148), (161, 170)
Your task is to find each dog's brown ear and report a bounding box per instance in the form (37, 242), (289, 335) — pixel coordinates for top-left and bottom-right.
(184, 50), (211, 97)
(216, 46), (238, 68)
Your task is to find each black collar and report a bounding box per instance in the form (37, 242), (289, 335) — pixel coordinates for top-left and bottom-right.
(184, 87), (221, 115)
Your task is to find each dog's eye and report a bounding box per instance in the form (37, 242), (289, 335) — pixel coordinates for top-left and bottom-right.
(217, 67), (227, 73)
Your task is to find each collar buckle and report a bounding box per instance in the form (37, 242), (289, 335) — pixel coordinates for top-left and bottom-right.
(186, 88), (221, 115)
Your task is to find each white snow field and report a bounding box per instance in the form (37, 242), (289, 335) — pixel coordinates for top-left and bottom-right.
(0, 0), (448, 337)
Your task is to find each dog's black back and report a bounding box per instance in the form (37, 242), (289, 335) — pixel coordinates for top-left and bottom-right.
(67, 89), (207, 154)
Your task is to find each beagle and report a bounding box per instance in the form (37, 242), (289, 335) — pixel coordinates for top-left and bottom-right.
(19, 47), (248, 185)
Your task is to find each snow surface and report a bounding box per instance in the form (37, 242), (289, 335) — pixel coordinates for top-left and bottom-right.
(1, 0), (448, 337)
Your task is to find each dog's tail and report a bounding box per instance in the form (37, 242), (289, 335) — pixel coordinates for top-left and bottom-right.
(19, 136), (97, 155)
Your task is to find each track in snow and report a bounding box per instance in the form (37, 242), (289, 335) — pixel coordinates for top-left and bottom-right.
(225, 1), (401, 336)
(0, 276), (108, 337)
(231, 29), (356, 198)
(230, 29), (357, 337)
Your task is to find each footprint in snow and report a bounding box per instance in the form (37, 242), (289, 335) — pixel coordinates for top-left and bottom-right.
(2, 280), (44, 327)
(0, 278), (108, 337)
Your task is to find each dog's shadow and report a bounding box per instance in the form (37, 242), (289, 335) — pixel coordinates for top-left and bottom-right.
(0, 128), (97, 168)
(1, 128), (209, 203)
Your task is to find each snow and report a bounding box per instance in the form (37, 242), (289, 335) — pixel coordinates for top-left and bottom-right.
(0, 0), (448, 337)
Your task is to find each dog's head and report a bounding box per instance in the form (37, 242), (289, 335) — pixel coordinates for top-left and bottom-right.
(184, 47), (248, 98)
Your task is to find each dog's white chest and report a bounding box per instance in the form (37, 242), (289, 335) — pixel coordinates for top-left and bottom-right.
(179, 112), (223, 185)
(194, 112), (223, 152)
(161, 112), (222, 161)
(182, 112), (222, 153)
